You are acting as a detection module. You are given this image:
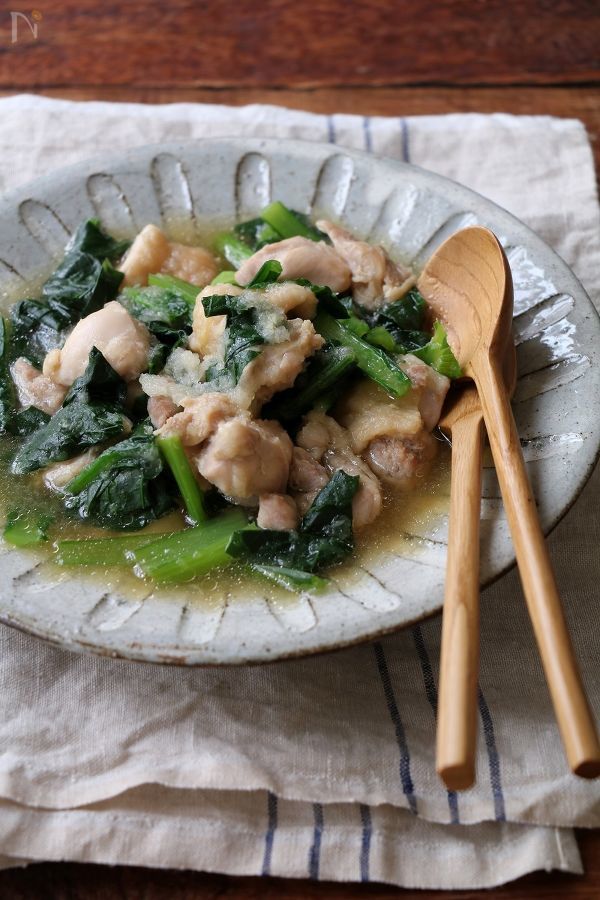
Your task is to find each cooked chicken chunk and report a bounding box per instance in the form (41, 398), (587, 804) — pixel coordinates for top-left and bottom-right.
(263, 282), (317, 319)
(157, 393), (240, 445)
(288, 446), (330, 514)
(257, 493), (299, 531)
(120, 224), (218, 288)
(147, 396), (179, 430)
(43, 448), (98, 492)
(337, 377), (446, 489)
(235, 318), (324, 413)
(366, 433), (438, 489)
(316, 219), (415, 309)
(10, 357), (66, 415)
(189, 283), (242, 359)
(43, 302), (151, 387)
(236, 236), (351, 293)
(196, 415), (293, 502)
(397, 354), (450, 431)
(296, 411), (382, 529)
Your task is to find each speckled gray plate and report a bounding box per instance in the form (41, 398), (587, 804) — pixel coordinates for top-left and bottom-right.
(0, 138), (598, 665)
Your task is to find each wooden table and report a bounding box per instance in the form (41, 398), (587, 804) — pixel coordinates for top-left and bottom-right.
(0, 2), (598, 896)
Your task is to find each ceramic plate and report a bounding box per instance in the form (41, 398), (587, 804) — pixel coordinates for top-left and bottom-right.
(0, 138), (598, 664)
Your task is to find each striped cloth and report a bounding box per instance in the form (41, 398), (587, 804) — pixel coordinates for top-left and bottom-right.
(0, 95), (598, 890)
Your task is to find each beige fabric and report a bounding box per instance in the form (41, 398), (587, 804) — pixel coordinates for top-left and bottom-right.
(0, 95), (598, 888)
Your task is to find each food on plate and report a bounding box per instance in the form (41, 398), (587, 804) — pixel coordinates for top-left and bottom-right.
(0, 205), (461, 592)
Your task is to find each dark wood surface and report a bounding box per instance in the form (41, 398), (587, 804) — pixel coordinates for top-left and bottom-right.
(0, 1), (598, 896)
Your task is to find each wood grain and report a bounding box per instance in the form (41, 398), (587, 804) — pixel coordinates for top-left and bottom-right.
(0, 0), (598, 88)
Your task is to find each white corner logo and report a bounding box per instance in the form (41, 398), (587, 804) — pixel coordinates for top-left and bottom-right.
(10, 9), (42, 43)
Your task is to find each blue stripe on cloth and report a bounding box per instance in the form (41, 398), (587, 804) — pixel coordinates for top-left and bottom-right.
(359, 804), (372, 882)
(327, 114), (337, 145)
(478, 685), (507, 821)
(399, 117), (410, 163)
(261, 791), (278, 875)
(373, 641), (418, 813)
(412, 625), (460, 824)
(308, 802), (324, 879)
(362, 115), (373, 153)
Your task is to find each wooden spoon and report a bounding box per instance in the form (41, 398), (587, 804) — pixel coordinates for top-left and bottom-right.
(435, 347), (516, 791)
(419, 226), (600, 779)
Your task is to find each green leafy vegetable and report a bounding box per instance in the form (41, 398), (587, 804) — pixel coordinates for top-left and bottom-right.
(365, 288), (430, 351)
(11, 350), (129, 475)
(315, 311), (412, 398)
(413, 321), (462, 378)
(130, 508), (249, 582)
(119, 285), (193, 351)
(64, 428), (175, 530)
(234, 217), (281, 250)
(146, 272), (200, 306)
(66, 218), (130, 261)
(202, 293), (266, 384)
(3, 509), (53, 547)
(247, 259), (283, 288)
(259, 201), (324, 242)
(156, 434), (207, 524)
(62, 347), (127, 408)
(227, 470), (359, 574)
(294, 279), (350, 318)
(55, 532), (168, 567)
(9, 219), (126, 365)
(211, 270), (239, 286)
(0, 318), (14, 433)
(213, 233), (254, 269)
(6, 406), (50, 436)
(250, 564), (328, 593)
(264, 345), (356, 422)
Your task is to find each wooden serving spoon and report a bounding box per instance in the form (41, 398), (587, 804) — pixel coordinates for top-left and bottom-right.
(418, 226), (600, 779)
(435, 347), (516, 791)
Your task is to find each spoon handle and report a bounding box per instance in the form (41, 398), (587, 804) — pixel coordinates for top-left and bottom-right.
(437, 404), (485, 790)
(474, 357), (600, 777)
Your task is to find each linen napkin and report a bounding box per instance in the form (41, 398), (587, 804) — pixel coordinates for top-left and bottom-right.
(0, 94), (598, 890)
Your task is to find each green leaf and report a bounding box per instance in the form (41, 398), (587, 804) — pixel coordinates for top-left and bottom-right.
(247, 259), (283, 287)
(234, 217), (281, 250)
(202, 293), (266, 385)
(64, 430), (175, 530)
(3, 509), (53, 547)
(263, 345), (356, 422)
(315, 311), (412, 398)
(227, 470), (359, 574)
(62, 347), (128, 408)
(6, 406), (50, 436)
(0, 317), (14, 433)
(211, 270), (239, 286)
(213, 233), (254, 269)
(250, 564), (328, 593)
(66, 218), (130, 261)
(294, 279), (350, 318)
(259, 202), (324, 242)
(413, 321), (462, 378)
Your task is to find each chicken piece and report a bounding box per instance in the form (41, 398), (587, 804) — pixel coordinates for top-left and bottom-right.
(189, 282), (242, 358)
(43, 302), (151, 387)
(157, 392), (240, 445)
(236, 236), (351, 293)
(10, 357), (66, 415)
(263, 282), (317, 319)
(296, 411), (382, 529)
(336, 377), (445, 489)
(366, 433), (438, 489)
(397, 354), (450, 431)
(120, 224), (218, 288)
(336, 379), (423, 453)
(147, 396), (179, 430)
(120, 224), (169, 287)
(288, 446), (329, 514)
(43, 448), (98, 491)
(197, 415), (293, 502)
(161, 241), (218, 287)
(235, 318), (324, 413)
(257, 493), (299, 531)
(316, 219), (415, 309)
